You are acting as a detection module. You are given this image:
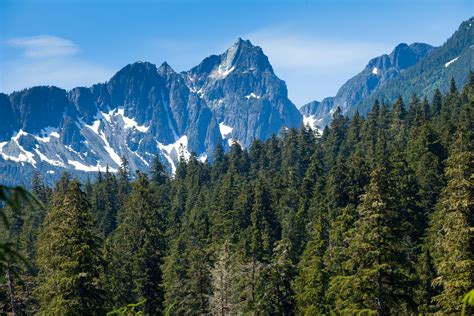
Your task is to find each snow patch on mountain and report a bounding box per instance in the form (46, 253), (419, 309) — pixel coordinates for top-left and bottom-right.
(34, 149), (65, 167)
(99, 132), (122, 166)
(158, 135), (191, 173)
(245, 93), (261, 100)
(34, 127), (61, 143)
(219, 122), (233, 138)
(1, 149), (36, 166)
(0, 130), (38, 166)
(210, 65), (235, 80)
(115, 109), (149, 132)
(372, 67), (379, 75)
(303, 115), (323, 135)
(68, 159), (115, 172)
(198, 153), (208, 163)
(444, 57), (459, 67)
(303, 115), (317, 128)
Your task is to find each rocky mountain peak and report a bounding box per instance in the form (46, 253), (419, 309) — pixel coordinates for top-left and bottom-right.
(0, 38), (302, 185)
(157, 61), (176, 77)
(389, 42), (434, 70)
(109, 61), (158, 82)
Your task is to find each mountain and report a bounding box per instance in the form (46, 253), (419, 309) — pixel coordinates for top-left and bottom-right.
(0, 39), (302, 185)
(184, 38), (302, 147)
(300, 42), (434, 128)
(353, 17), (474, 115)
(301, 17), (473, 128)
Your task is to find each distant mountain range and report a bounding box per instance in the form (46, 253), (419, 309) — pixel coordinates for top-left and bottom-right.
(301, 17), (473, 128)
(0, 18), (472, 185)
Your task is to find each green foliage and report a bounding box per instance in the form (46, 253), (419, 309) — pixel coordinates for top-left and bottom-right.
(1, 76), (472, 314)
(35, 180), (104, 315)
(107, 299), (146, 315)
(431, 129), (473, 313)
(462, 289), (474, 316)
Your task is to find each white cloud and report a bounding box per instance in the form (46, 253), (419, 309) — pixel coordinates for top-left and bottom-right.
(2, 58), (113, 92)
(7, 35), (80, 58)
(1, 35), (113, 93)
(246, 27), (391, 71)
(244, 27), (393, 104)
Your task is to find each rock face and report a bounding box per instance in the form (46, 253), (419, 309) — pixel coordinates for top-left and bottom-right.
(184, 38), (302, 147)
(301, 42), (434, 129)
(0, 39), (302, 185)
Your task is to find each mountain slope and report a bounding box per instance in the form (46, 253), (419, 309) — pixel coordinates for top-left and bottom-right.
(353, 17), (474, 115)
(0, 39), (301, 185)
(301, 17), (473, 129)
(301, 42), (434, 128)
(184, 38), (302, 147)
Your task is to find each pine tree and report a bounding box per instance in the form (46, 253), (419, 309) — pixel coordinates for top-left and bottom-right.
(117, 156), (131, 221)
(294, 211), (328, 315)
(211, 166), (241, 244)
(36, 180), (104, 315)
(162, 235), (189, 314)
(163, 192), (211, 315)
(431, 130), (473, 313)
(255, 239), (295, 315)
(416, 246), (437, 314)
(151, 154), (168, 186)
(250, 175), (280, 262)
(209, 241), (239, 315)
(105, 173), (165, 314)
(331, 157), (415, 314)
(211, 141), (228, 181)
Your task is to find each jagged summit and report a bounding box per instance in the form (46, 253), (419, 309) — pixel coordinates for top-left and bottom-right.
(157, 61), (176, 76)
(0, 37), (301, 185)
(111, 61), (159, 80)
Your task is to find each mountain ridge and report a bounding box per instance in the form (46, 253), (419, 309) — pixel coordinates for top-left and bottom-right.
(301, 17), (473, 128)
(0, 38), (302, 185)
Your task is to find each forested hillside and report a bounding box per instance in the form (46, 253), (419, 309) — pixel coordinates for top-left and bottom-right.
(1, 74), (473, 315)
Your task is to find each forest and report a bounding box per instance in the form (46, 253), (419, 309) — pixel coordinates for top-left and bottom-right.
(0, 74), (473, 315)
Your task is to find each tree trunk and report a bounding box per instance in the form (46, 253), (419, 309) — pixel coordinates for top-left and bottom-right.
(6, 262), (17, 316)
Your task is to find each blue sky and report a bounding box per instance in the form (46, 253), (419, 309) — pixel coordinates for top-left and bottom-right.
(1, 0), (472, 105)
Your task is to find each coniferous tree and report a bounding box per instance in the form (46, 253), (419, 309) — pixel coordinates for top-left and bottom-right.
(431, 130), (473, 313)
(255, 239), (295, 315)
(294, 211), (328, 315)
(106, 173), (165, 314)
(151, 155), (168, 186)
(330, 154), (415, 315)
(36, 180), (104, 315)
(209, 241), (239, 315)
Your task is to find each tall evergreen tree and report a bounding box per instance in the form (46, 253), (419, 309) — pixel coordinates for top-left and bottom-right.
(294, 211), (328, 315)
(255, 239), (295, 315)
(330, 157), (415, 314)
(209, 241), (239, 315)
(36, 180), (104, 315)
(105, 173), (165, 314)
(431, 130), (473, 313)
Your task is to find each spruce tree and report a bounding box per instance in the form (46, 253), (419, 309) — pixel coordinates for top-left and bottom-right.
(151, 154), (168, 186)
(331, 157), (415, 314)
(431, 130), (473, 313)
(294, 211), (328, 315)
(209, 241), (239, 315)
(36, 180), (104, 315)
(255, 239), (295, 315)
(106, 173), (165, 314)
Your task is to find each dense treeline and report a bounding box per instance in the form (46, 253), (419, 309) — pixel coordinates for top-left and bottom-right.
(1, 74), (473, 315)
